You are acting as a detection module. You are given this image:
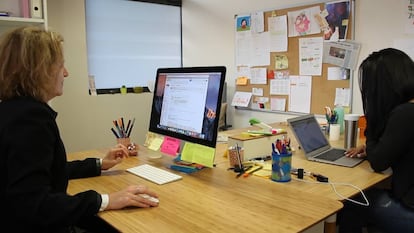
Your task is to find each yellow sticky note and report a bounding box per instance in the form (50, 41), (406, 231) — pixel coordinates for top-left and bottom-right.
(148, 137), (163, 151)
(181, 142), (215, 168)
(275, 55), (288, 70)
(253, 169), (271, 178)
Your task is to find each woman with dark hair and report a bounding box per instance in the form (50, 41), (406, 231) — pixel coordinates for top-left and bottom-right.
(339, 48), (414, 232)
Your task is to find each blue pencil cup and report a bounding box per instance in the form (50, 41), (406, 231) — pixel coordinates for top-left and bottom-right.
(271, 152), (292, 182)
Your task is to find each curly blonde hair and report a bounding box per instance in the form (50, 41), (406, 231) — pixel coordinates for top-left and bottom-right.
(0, 26), (64, 101)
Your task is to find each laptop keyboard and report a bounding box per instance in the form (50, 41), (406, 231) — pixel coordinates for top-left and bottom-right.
(314, 149), (345, 161)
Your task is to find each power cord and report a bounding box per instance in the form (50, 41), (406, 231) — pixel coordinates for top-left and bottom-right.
(291, 168), (370, 207)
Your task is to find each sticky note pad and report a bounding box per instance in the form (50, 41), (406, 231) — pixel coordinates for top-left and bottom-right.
(160, 136), (180, 156)
(181, 142), (215, 168)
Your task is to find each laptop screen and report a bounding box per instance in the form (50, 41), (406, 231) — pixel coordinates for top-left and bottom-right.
(288, 115), (329, 154)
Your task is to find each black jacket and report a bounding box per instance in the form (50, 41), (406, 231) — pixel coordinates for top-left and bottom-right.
(0, 97), (101, 233)
(366, 102), (414, 208)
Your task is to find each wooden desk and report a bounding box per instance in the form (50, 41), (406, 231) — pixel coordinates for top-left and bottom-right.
(68, 147), (342, 233)
(217, 123), (391, 233)
(217, 122), (390, 201)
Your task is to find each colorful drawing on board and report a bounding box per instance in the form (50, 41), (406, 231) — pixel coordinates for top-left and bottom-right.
(287, 6), (321, 37)
(236, 16), (251, 31)
(294, 12), (311, 35)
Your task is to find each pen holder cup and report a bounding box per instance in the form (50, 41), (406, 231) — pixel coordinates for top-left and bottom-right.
(117, 137), (138, 156)
(271, 152), (292, 182)
(228, 146), (244, 169)
(328, 123), (340, 141)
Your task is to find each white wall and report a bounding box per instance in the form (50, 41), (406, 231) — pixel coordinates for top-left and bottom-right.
(48, 0), (154, 153)
(48, 0), (413, 152)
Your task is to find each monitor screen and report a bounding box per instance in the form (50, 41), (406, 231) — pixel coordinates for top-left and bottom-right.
(149, 66), (226, 148)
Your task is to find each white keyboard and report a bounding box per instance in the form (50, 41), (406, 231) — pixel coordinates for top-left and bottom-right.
(127, 164), (182, 185)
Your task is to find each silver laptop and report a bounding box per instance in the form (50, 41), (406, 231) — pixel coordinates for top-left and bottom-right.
(287, 114), (363, 167)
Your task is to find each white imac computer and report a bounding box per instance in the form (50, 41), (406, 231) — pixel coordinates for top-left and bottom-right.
(148, 66), (226, 167)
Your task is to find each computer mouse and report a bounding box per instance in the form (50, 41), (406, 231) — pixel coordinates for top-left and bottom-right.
(139, 194), (159, 203)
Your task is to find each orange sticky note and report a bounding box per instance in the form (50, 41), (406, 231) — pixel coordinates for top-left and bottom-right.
(236, 77), (248, 85)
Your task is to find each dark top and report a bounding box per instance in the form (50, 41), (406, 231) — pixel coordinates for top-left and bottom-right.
(366, 102), (414, 208)
(0, 97), (102, 233)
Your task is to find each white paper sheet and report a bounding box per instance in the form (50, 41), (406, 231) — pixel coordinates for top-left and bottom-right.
(270, 79), (290, 95)
(231, 91), (252, 107)
(299, 37), (323, 76)
(288, 75), (312, 113)
(268, 15), (288, 52)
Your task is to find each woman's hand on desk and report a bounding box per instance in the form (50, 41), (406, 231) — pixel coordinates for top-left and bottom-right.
(101, 144), (130, 170)
(345, 144), (367, 158)
(106, 185), (159, 210)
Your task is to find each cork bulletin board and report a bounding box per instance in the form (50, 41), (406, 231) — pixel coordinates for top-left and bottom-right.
(234, 0), (355, 115)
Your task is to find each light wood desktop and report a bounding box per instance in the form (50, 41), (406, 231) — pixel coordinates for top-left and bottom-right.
(218, 122), (390, 201)
(217, 122), (391, 233)
(67, 123), (389, 233)
(67, 147), (342, 233)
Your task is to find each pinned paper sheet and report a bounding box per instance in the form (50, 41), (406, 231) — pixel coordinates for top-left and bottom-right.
(334, 88), (351, 107)
(275, 54), (289, 70)
(231, 91), (252, 107)
(160, 136), (181, 156)
(271, 97), (286, 111)
(181, 142), (215, 168)
(327, 67), (348, 80)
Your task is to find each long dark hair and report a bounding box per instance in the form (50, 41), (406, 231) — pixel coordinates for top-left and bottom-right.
(359, 48), (414, 140)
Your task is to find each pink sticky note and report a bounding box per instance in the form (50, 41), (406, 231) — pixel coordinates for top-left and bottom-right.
(160, 136), (180, 156)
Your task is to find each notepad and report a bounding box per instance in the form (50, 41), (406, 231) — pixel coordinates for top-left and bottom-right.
(127, 164), (182, 185)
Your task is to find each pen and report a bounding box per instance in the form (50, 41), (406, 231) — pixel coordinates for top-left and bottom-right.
(243, 166), (263, 177)
(111, 128), (120, 138)
(127, 118), (135, 137)
(250, 155), (271, 161)
(236, 165), (252, 178)
(125, 119), (131, 136)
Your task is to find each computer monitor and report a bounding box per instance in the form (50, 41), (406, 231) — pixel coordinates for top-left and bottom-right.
(149, 66), (226, 149)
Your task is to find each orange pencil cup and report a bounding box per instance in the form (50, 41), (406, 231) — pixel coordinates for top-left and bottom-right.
(117, 137), (138, 156)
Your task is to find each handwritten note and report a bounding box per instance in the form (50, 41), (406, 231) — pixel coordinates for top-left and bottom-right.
(148, 137), (163, 151)
(160, 136), (181, 156)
